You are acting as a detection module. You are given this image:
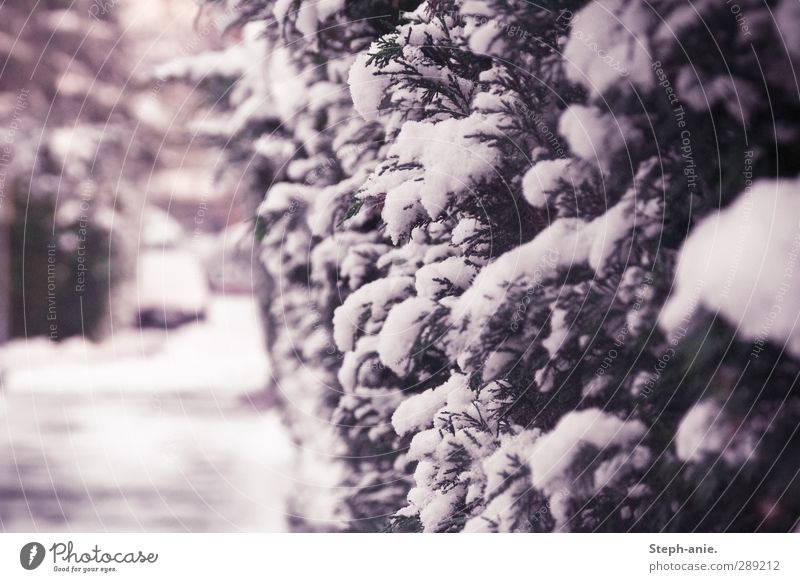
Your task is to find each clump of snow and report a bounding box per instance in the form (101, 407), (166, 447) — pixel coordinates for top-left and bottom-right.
(359, 114), (502, 242)
(257, 182), (314, 216)
(268, 47), (311, 122)
(291, 0), (346, 37)
(462, 430), (540, 532)
(415, 257), (477, 298)
(528, 409), (646, 525)
(451, 218), (481, 246)
(379, 180), (428, 244)
(378, 296), (438, 374)
(484, 431), (539, 495)
(407, 428), (443, 461)
(452, 219), (584, 332)
(587, 189), (635, 271)
(675, 398), (763, 465)
(392, 373), (468, 435)
(563, 0), (655, 97)
(530, 408), (646, 487)
(348, 47), (390, 121)
(417, 484), (463, 532)
(332, 276), (415, 352)
(542, 307), (570, 357)
(522, 158), (570, 207)
(660, 178), (800, 357)
(675, 400), (726, 462)
(559, 105), (640, 171)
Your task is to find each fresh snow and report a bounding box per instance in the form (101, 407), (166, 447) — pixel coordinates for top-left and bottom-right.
(392, 373), (468, 436)
(452, 196), (635, 354)
(675, 400), (726, 462)
(558, 105), (640, 172)
(522, 158), (570, 207)
(348, 46), (391, 121)
(660, 178), (800, 356)
(415, 257), (477, 298)
(529, 409), (646, 525)
(563, 0), (655, 97)
(378, 296), (438, 374)
(359, 114), (502, 242)
(332, 276), (415, 352)
(0, 295), (270, 394)
(529, 409), (646, 488)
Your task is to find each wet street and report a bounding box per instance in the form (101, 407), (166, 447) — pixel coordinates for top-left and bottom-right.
(0, 296), (294, 532)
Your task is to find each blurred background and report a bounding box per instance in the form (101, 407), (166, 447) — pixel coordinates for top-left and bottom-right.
(0, 0), (293, 531)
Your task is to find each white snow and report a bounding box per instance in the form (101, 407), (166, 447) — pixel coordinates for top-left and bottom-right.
(675, 400), (726, 462)
(0, 295), (270, 394)
(558, 105), (640, 172)
(418, 489), (461, 531)
(136, 249), (209, 317)
(332, 276), (415, 352)
(587, 189), (635, 271)
(452, 218), (481, 246)
(530, 408), (646, 488)
(257, 182), (315, 216)
(392, 373), (468, 436)
(272, 0), (294, 23)
(407, 428), (443, 461)
(563, 0), (654, 97)
(453, 219), (582, 329)
(359, 114), (502, 242)
(378, 296), (438, 374)
(268, 47), (311, 123)
(380, 180), (428, 244)
(415, 257), (477, 298)
(674, 398), (761, 465)
(528, 409), (646, 525)
(522, 158), (570, 207)
(542, 307), (569, 357)
(348, 47), (390, 121)
(660, 178), (800, 356)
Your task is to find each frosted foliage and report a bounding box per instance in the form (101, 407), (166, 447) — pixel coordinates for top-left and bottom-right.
(359, 114), (502, 242)
(415, 257), (477, 298)
(378, 296), (438, 375)
(529, 409), (647, 525)
(675, 400), (726, 462)
(184, 0), (800, 533)
(333, 277), (415, 352)
(564, 0), (655, 97)
(522, 159), (570, 207)
(661, 178), (800, 357)
(559, 105), (640, 172)
(349, 48), (391, 121)
(675, 399), (761, 465)
(392, 374), (468, 436)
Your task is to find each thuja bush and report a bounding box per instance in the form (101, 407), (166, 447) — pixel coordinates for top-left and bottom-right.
(167, 0), (800, 531)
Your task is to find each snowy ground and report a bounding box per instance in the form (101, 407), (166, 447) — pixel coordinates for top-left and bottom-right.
(0, 295), (294, 532)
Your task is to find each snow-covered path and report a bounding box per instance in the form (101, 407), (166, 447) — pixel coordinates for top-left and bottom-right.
(0, 296), (294, 532)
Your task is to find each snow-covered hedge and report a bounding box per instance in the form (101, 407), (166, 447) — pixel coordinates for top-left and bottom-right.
(170, 0), (800, 531)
